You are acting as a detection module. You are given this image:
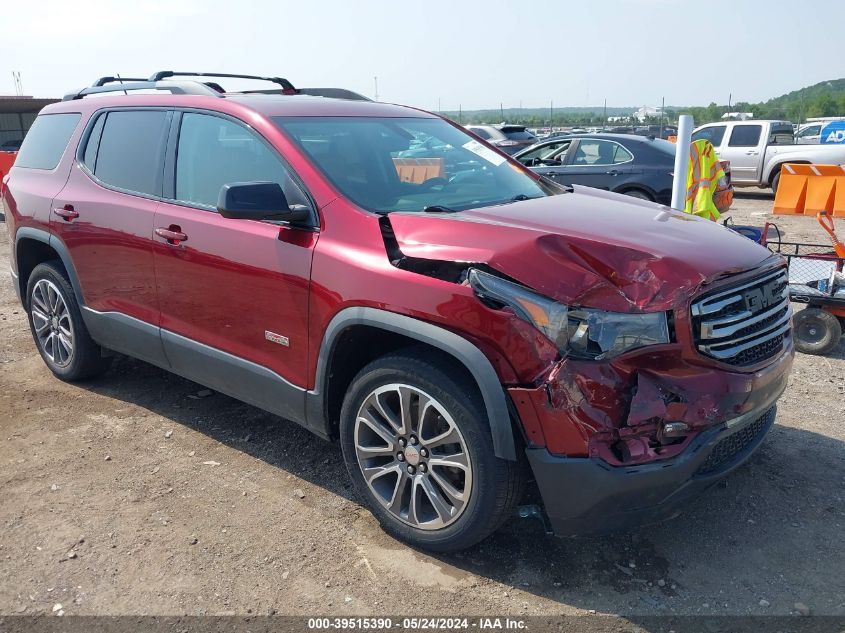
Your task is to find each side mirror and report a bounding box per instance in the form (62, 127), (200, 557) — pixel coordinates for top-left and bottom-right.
(217, 182), (311, 224)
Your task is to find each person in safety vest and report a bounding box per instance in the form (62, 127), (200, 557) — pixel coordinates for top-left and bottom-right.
(685, 139), (727, 221)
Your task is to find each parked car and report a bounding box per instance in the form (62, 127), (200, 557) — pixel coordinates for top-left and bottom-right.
(634, 125), (678, 140)
(795, 123), (822, 144)
(4, 72), (793, 552)
(0, 139), (23, 152)
(692, 120), (845, 192)
(514, 133), (733, 211)
(464, 124), (538, 155)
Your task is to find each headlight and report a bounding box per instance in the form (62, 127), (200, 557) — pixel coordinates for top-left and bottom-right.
(468, 269), (670, 359)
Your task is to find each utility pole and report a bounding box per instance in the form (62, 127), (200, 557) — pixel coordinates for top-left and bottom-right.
(373, 76), (379, 101)
(500, 102), (504, 122)
(660, 96), (665, 138)
(12, 71), (23, 97)
(728, 92), (732, 114)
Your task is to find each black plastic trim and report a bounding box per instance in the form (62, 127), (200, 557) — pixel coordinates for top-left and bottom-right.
(13, 228), (85, 307)
(527, 406), (778, 536)
(308, 307), (517, 460)
(80, 307), (169, 369)
(160, 329), (307, 425)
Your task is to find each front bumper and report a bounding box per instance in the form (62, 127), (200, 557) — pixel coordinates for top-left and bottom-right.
(526, 405), (777, 536)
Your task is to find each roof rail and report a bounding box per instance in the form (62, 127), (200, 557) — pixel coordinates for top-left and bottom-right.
(149, 71), (297, 93)
(240, 87), (372, 102)
(62, 80), (221, 101)
(92, 76), (149, 87)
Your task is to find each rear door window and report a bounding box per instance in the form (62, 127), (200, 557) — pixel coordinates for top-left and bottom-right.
(94, 110), (169, 195)
(728, 125), (762, 147)
(572, 140), (632, 166)
(691, 125), (726, 146)
(14, 113), (81, 170)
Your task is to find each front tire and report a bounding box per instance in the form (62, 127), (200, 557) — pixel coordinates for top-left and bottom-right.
(339, 349), (524, 552)
(793, 307), (842, 355)
(771, 171), (780, 195)
(25, 261), (112, 381)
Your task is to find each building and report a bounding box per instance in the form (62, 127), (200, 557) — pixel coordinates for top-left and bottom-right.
(633, 106), (662, 122)
(0, 96), (60, 148)
(721, 112), (754, 121)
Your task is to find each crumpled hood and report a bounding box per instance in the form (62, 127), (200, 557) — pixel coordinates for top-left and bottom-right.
(388, 187), (776, 311)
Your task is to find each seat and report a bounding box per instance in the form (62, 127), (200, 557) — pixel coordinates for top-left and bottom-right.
(597, 142), (615, 165)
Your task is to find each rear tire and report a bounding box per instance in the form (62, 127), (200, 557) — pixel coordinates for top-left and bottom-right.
(793, 308), (842, 355)
(339, 349), (524, 552)
(25, 261), (112, 381)
(771, 171), (780, 195)
(622, 188), (654, 202)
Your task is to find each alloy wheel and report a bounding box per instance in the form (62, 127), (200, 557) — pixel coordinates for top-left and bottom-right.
(30, 279), (74, 368)
(354, 383), (473, 530)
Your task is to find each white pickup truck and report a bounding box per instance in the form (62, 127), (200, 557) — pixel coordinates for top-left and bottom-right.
(692, 120), (845, 192)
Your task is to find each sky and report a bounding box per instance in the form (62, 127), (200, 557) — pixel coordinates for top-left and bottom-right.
(2, 0), (844, 111)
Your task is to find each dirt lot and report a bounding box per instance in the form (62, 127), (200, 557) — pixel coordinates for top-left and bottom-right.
(1, 192), (843, 621)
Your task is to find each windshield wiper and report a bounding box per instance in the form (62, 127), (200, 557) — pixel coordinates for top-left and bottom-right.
(510, 194), (539, 202)
(422, 205), (460, 213)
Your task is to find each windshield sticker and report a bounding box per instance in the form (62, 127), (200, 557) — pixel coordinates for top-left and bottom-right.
(462, 140), (507, 166)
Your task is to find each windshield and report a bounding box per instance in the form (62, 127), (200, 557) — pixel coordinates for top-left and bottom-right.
(274, 116), (552, 213)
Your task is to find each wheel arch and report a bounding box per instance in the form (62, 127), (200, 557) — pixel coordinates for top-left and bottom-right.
(307, 307), (517, 460)
(768, 160), (809, 187)
(615, 183), (656, 201)
(14, 228), (84, 308)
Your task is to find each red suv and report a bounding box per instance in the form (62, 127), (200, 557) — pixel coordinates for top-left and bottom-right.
(2, 73), (793, 552)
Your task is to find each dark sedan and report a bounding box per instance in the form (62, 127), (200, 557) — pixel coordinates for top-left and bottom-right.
(514, 134), (677, 204)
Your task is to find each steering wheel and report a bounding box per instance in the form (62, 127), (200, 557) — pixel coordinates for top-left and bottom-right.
(417, 177), (449, 192)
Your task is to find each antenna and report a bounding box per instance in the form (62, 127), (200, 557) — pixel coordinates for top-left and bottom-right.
(12, 71), (23, 96)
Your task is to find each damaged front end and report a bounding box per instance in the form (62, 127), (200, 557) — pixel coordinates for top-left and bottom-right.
(381, 197), (794, 535)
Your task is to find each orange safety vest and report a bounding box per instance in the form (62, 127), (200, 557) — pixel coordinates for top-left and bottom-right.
(685, 139), (725, 221)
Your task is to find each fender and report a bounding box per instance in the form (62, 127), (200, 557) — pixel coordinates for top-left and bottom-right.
(14, 227), (86, 307)
(307, 307), (517, 460)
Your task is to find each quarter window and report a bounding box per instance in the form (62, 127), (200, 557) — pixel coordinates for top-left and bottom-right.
(728, 125), (762, 147)
(174, 113), (308, 210)
(94, 110), (169, 195)
(14, 113), (81, 170)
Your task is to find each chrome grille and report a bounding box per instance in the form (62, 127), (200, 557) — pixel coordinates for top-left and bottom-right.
(691, 268), (790, 367)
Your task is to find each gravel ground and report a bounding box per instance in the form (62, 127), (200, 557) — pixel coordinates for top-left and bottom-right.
(1, 191), (843, 620)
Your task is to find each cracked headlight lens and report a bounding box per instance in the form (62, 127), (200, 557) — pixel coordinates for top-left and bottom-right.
(468, 269), (669, 359)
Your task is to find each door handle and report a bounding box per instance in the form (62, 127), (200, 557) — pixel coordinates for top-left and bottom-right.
(745, 150), (759, 155)
(53, 205), (79, 221)
(155, 226), (188, 245)
(606, 169), (621, 176)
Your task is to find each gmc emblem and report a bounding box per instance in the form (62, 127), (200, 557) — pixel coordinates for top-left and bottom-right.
(743, 280), (782, 312)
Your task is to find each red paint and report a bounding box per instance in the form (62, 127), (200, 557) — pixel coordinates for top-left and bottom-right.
(3, 91), (794, 471)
